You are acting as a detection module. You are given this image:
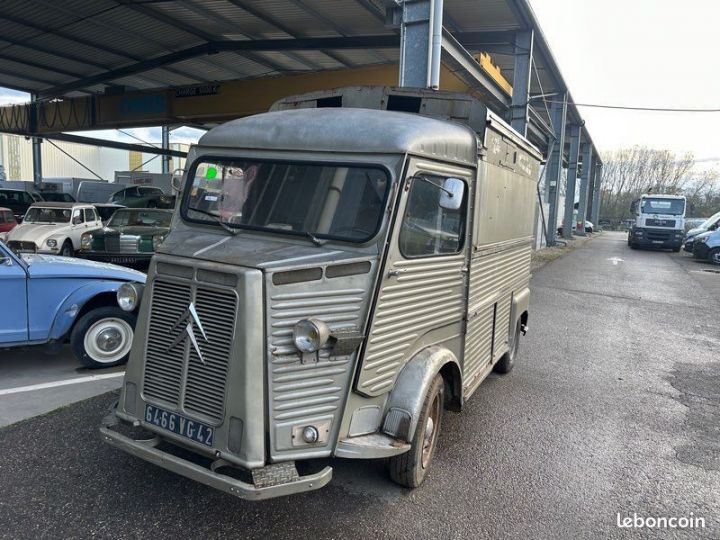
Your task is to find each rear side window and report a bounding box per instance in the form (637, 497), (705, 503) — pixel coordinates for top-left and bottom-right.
(399, 175), (467, 258)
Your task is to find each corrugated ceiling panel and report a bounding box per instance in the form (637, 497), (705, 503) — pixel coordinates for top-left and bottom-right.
(303, 0), (391, 35)
(0, 41), (96, 76)
(446, 0), (520, 31)
(152, 0), (279, 37)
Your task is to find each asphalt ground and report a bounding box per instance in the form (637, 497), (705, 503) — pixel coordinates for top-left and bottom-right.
(0, 232), (718, 539)
(0, 346), (124, 427)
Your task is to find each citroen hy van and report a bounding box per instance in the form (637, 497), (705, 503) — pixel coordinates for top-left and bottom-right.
(101, 87), (541, 499)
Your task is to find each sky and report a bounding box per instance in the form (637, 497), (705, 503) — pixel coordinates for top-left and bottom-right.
(0, 0), (718, 163)
(528, 0), (720, 164)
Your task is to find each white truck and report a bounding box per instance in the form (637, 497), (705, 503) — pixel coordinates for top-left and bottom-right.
(628, 194), (686, 251)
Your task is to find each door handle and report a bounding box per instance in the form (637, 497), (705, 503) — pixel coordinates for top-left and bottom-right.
(387, 268), (407, 277)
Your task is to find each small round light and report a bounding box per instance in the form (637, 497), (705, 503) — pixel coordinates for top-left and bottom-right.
(117, 282), (142, 312)
(80, 233), (92, 250)
(293, 318), (330, 353)
(302, 426), (319, 444)
(46, 238), (57, 248)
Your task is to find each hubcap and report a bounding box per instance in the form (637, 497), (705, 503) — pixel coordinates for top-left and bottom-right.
(83, 317), (133, 364)
(421, 393), (441, 469)
(712, 251), (720, 264)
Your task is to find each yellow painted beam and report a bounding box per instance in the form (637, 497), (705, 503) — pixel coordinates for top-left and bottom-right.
(0, 61), (508, 135)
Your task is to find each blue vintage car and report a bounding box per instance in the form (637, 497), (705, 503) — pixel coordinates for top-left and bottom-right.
(0, 240), (145, 368)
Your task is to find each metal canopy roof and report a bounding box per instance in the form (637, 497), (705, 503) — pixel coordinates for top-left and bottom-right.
(0, 0), (597, 155)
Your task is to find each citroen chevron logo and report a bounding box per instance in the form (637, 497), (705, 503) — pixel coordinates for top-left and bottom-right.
(167, 302), (209, 365)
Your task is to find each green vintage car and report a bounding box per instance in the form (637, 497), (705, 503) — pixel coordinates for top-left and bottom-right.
(79, 208), (173, 269)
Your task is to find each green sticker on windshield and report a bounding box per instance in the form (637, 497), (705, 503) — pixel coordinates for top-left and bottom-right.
(206, 166), (217, 180)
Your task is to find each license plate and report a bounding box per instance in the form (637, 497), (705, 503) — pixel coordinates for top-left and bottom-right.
(652, 240), (664, 244)
(144, 404), (214, 446)
(111, 257), (137, 264)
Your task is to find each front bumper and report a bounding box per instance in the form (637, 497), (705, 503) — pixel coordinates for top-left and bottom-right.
(684, 239), (695, 253)
(693, 242), (710, 260)
(100, 411), (333, 500)
(79, 251), (153, 267)
(631, 228), (683, 248)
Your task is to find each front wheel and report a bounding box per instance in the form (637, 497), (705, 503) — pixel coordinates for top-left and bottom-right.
(60, 240), (74, 257)
(387, 374), (444, 488)
(70, 307), (136, 368)
(709, 248), (720, 265)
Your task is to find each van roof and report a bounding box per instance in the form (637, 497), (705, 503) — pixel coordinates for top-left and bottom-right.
(29, 202), (93, 208)
(198, 108), (479, 166)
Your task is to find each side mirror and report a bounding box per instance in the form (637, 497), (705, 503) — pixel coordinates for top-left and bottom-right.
(439, 178), (465, 211)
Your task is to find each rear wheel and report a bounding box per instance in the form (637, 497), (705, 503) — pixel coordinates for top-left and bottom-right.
(709, 248), (720, 265)
(672, 246), (681, 253)
(71, 306), (136, 368)
(60, 240), (74, 257)
(494, 318), (521, 374)
(387, 374), (444, 488)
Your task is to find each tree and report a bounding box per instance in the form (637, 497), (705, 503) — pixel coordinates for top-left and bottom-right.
(599, 146), (719, 223)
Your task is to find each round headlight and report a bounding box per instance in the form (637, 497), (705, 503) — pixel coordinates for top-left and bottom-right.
(293, 318), (330, 353)
(46, 238), (57, 248)
(117, 282), (142, 312)
(80, 232), (92, 250)
(152, 234), (165, 250)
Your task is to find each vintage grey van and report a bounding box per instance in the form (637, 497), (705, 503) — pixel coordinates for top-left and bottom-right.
(101, 87), (541, 499)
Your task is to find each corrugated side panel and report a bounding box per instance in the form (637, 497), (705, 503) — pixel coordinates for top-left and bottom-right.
(358, 255), (466, 397)
(463, 243), (531, 394)
(268, 286), (367, 451)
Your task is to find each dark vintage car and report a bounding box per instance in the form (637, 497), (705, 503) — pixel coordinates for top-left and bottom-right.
(79, 208), (172, 268)
(108, 186), (175, 209)
(93, 203), (126, 223)
(0, 188), (37, 222)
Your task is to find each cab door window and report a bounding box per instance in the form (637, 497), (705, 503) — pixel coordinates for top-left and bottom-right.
(72, 209), (85, 225)
(84, 208), (98, 222)
(399, 175), (467, 258)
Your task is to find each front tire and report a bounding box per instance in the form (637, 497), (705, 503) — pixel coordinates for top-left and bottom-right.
(388, 374), (444, 488)
(60, 239), (74, 257)
(709, 248), (720, 265)
(494, 318), (521, 374)
(70, 307), (136, 368)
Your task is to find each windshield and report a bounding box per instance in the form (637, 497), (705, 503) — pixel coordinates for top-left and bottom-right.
(641, 197), (685, 216)
(183, 159), (390, 243)
(700, 211), (720, 229)
(24, 207), (71, 224)
(108, 209), (172, 228)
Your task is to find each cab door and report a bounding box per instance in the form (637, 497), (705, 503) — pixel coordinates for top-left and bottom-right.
(356, 161), (473, 397)
(0, 244), (28, 344)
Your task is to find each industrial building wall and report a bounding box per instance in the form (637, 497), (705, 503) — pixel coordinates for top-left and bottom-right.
(0, 134), (188, 181)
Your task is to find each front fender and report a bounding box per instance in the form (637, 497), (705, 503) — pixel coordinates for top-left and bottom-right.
(49, 280), (124, 340)
(381, 346), (460, 443)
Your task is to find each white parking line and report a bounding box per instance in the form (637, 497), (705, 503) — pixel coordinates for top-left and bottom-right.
(0, 372), (125, 397)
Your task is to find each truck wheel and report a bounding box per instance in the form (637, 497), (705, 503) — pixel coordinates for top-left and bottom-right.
(60, 240), (74, 257)
(387, 374), (444, 488)
(71, 306), (136, 368)
(494, 318), (521, 374)
(672, 246), (681, 253)
(709, 248), (720, 265)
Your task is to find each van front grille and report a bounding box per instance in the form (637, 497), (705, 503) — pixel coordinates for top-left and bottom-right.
(142, 277), (237, 424)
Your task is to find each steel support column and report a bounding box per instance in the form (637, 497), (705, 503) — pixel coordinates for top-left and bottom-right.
(31, 93), (42, 189)
(545, 93), (568, 245)
(395, 0), (443, 88)
(575, 143), (592, 235)
(161, 126), (170, 174)
(591, 161), (603, 226)
(562, 124), (581, 239)
(509, 30), (533, 136)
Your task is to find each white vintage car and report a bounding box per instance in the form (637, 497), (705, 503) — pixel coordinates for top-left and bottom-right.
(6, 202), (103, 256)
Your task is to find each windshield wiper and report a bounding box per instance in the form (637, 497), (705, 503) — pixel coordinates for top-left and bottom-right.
(305, 232), (327, 247)
(188, 207), (239, 236)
